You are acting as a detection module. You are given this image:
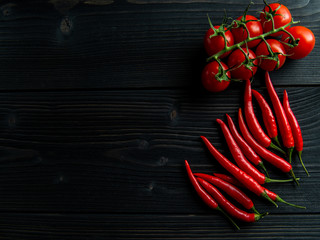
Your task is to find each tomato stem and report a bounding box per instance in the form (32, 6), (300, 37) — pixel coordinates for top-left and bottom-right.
(206, 3), (299, 79)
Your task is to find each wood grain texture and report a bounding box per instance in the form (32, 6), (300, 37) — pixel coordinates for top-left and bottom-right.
(0, 0), (319, 239)
(0, 88), (317, 215)
(0, 0), (317, 90)
(0, 213), (318, 239)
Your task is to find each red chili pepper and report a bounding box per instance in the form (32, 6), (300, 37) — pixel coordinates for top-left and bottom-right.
(265, 71), (295, 161)
(213, 173), (244, 187)
(184, 160), (240, 229)
(215, 174), (243, 187)
(244, 79), (285, 154)
(252, 89), (281, 147)
(217, 118), (294, 184)
(238, 108), (299, 184)
(215, 173), (305, 209)
(225, 113), (268, 176)
(283, 90), (309, 176)
(200, 136), (278, 207)
(194, 173), (258, 213)
(197, 178), (266, 222)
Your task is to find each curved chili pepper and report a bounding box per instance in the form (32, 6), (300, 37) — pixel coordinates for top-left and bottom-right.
(197, 178), (266, 222)
(217, 118), (294, 184)
(244, 79), (285, 154)
(213, 173), (244, 187)
(200, 136), (278, 207)
(184, 160), (240, 229)
(283, 90), (309, 176)
(265, 71), (295, 162)
(215, 173), (305, 209)
(225, 114), (268, 176)
(238, 108), (299, 184)
(194, 173), (259, 213)
(252, 89), (281, 147)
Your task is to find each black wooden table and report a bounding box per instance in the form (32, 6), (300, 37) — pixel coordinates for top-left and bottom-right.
(0, 0), (319, 239)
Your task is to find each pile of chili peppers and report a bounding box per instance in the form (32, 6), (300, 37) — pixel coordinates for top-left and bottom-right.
(185, 71), (308, 229)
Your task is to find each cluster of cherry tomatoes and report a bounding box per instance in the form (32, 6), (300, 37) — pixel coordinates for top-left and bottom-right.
(201, 2), (315, 93)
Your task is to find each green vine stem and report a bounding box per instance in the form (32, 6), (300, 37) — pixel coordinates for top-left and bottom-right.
(207, 18), (299, 63)
(205, 1), (300, 82)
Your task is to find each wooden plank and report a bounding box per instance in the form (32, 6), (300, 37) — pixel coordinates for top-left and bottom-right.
(0, 0), (318, 90)
(0, 88), (317, 214)
(0, 213), (318, 239)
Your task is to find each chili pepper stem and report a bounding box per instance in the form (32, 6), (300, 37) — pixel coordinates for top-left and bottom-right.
(270, 142), (286, 155)
(258, 162), (269, 178)
(298, 151), (310, 176)
(265, 177), (299, 183)
(261, 190), (278, 207)
(275, 195), (306, 209)
(216, 206), (241, 230)
(289, 169), (299, 186)
(288, 147), (294, 164)
(251, 205), (260, 215)
(272, 136), (282, 148)
(255, 211), (269, 221)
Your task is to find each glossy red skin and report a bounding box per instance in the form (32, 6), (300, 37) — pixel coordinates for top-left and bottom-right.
(227, 48), (258, 80)
(244, 79), (271, 148)
(217, 118), (266, 184)
(197, 178), (257, 222)
(231, 15), (263, 49)
(185, 160), (219, 209)
(255, 39), (286, 71)
(265, 72), (294, 149)
(194, 173), (254, 210)
(213, 173), (278, 201)
(283, 90), (303, 152)
(213, 173), (244, 188)
(238, 108), (292, 173)
(252, 89), (278, 139)
(281, 26), (315, 59)
(260, 3), (292, 37)
(204, 26), (234, 59)
(200, 136), (265, 197)
(201, 61), (230, 92)
(226, 114), (263, 166)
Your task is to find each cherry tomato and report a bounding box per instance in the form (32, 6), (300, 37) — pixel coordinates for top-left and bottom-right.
(260, 3), (292, 37)
(201, 61), (231, 92)
(255, 39), (286, 71)
(281, 26), (315, 60)
(231, 15), (263, 49)
(204, 26), (234, 59)
(227, 48), (258, 80)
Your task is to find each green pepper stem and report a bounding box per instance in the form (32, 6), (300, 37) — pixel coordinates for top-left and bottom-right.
(265, 177), (300, 183)
(275, 195), (306, 209)
(288, 147), (294, 164)
(251, 205), (260, 215)
(289, 169), (299, 186)
(255, 211), (269, 221)
(259, 162), (269, 178)
(269, 142), (286, 155)
(261, 190), (278, 208)
(298, 151), (310, 176)
(272, 136), (282, 148)
(216, 206), (240, 230)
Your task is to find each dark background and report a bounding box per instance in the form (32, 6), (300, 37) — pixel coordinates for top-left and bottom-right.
(0, 0), (319, 239)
